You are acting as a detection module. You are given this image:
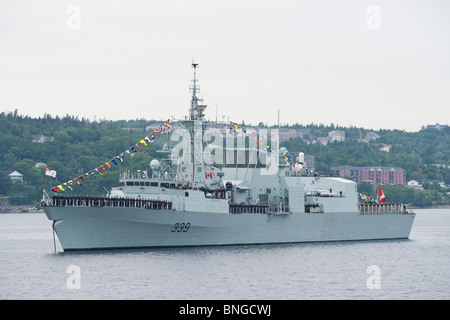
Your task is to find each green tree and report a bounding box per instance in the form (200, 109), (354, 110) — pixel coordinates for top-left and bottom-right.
(0, 172), (13, 195)
(357, 182), (374, 196)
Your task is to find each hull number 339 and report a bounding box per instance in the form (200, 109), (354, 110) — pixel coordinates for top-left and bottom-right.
(171, 223), (191, 232)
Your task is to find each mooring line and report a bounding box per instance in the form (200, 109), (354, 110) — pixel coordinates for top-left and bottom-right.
(52, 220), (57, 253)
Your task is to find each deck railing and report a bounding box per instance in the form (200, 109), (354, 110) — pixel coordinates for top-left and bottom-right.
(229, 203), (290, 214)
(358, 202), (412, 215)
(49, 195), (172, 210)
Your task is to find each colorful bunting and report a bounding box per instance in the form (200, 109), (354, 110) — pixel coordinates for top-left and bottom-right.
(50, 116), (175, 193)
(135, 143), (144, 150)
(357, 192), (376, 203)
(63, 183), (73, 190)
(162, 122), (171, 130)
(144, 136), (154, 144)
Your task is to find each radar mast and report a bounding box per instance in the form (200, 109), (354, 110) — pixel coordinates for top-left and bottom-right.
(189, 62), (207, 120)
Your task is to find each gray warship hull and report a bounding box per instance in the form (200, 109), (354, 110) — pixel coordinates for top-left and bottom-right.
(44, 206), (415, 251)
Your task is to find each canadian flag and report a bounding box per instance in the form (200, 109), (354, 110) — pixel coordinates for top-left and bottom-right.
(205, 172), (213, 179)
(45, 167), (57, 178)
(378, 185), (386, 203)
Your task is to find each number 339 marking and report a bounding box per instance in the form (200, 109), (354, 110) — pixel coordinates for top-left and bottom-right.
(171, 223), (190, 232)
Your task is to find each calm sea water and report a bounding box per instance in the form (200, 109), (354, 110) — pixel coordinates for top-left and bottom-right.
(0, 209), (448, 300)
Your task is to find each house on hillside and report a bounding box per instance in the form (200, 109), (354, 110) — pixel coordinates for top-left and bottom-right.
(426, 123), (448, 131)
(8, 171), (23, 183)
(407, 180), (421, 188)
(379, 144), (392, 152)
(328, 130), (345, 142)
(32, 134), (54, 143)
(364, 132), (380, 142)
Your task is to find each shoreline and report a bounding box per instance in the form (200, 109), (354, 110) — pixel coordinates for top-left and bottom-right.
(415, 205), (450, 209)
(0, 206), (44, 214)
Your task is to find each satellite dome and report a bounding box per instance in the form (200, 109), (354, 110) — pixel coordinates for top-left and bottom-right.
(150, 159), (161, 171)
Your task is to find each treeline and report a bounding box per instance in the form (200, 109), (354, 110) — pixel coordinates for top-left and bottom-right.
(0, 111), (449, 207)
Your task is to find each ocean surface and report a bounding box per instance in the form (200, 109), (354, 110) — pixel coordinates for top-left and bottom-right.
(0, 209), (448, 300)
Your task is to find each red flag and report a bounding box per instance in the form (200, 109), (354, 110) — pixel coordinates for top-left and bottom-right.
(378, 185), (386, 203)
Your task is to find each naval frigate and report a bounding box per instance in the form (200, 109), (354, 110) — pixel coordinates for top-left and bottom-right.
(42, 63), (415, 251)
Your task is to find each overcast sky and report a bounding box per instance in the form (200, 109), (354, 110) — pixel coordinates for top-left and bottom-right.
(1, 0), (449, 131)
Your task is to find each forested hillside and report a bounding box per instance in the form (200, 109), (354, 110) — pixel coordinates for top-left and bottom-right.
(1, 111), (449, 207)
